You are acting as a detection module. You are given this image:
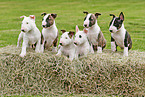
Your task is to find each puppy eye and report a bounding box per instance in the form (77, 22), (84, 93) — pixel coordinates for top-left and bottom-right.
(42, 18), (44, 21)
(26, 22), (29, 24)
(79, 35), (82, 38)
(65, 37), (68, 39)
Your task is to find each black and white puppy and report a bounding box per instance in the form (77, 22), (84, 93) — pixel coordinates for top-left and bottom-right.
(83, 11), (106, 53)
(41, 12), (58, 52)
(109, 12), (132, 56)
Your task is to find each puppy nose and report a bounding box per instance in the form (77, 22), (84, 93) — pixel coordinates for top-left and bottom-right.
(74, 42), (77, 45)
(21, 29), (25, 32)
(42, 25), (45, 27)
(60, 43), (62, 46)
(84, 24), (87, 27)
(109, 30), (113, 32)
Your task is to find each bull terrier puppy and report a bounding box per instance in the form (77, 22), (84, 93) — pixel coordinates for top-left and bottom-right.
(83, 11), (106, 53)
(41, 12), (58, 52)
(17, 32), (36, 49)
(74, 25), (94, 59)
(56, 30), (76, 61)
(17, 31), (24, 47)
(19, 15), (41, 57)
(109, 12), (132, 56)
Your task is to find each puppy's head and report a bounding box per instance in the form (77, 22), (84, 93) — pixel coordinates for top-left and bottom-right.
(20, 15), (35, 33)
(41, 12), (57, 28)
(74, 25), (88, 46)
(59, 30), (75, 46)
(83, 11), (101, 28)
(109, 12), (124, 33)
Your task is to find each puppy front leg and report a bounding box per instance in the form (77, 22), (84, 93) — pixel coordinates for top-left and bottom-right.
(75, 50), (79, 60)
(52, 37), (58, 52)
(69, 53), (75, 61)
(97, 32), (103, 53)
(20, 41), (28, 57)
(35, 39), (41, 53)
(17, 32), (23, 47)
(90, 44), (94, 54)
(111, 36), (116, 52)
(40, 40), (45, 53)
(56, 48), (62, 56)
(124, 32), (128, 56)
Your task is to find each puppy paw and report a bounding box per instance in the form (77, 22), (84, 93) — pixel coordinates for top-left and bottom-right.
(19, 53), (25, 57)
(123, 47), (128, 56)
(97, 47), (102, 53)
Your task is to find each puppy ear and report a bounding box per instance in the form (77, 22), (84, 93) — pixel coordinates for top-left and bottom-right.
(29, 15), (35, 20)
(76, 25), (79, 33)
(110, 14), (116, 18)
(61, 30), (66, 33)
(41, 12), (47, 16)
(83, 28), (88, 34)
(20, 15), (26, 18)
(68, 31), (75, 38)
(51, 13), (57, 19)
(83, 11), (89, 15)
(95, 13), (101, 18)
(119, 12), (124, 21)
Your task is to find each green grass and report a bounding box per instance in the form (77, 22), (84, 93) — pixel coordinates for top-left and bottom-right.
(0, 0), (145, 51)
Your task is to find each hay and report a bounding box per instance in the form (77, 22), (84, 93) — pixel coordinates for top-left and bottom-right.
(0, 45), (145, 96)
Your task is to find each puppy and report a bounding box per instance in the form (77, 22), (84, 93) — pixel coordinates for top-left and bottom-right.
(56, 30), (76, 61)
(41, 12), (58, 52)
(83, 11), (106, 53)
(109, 12), (132, 56)
(19, 15), (41, 57)
(17, 32), (36, 49)
(74, 25), (94, 59)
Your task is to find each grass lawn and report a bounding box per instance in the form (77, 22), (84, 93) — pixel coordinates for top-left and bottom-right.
(0, 0), (145, 51)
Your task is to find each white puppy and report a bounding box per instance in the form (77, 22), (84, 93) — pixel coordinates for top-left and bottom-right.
(56, 30), (76, 61)
(19, 15), (41, 57)
(74, 25), (94, 59)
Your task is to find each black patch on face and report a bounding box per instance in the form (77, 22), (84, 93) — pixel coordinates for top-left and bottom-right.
(89, 15), (96, 27)
(46, 15), (53, 27)
(79, 35), (82, 38)
(113, 18), (123, 29)
(42, 15), (54, 28)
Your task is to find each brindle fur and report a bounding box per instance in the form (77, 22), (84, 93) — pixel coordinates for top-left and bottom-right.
(93, 31), (106, 51)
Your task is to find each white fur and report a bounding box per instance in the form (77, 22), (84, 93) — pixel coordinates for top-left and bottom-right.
(19, 15), (41, 57)
(84, 14), (91, 27)
(110, 20), (129, 56)
(17, 32), (24, 47)
(56, 32), (76, 61)
(86, 21), (100, 45)
(41, 14), (58, 52)
(97, 47), (102, 53)
(74, 26), (93, 59)
(111, 42), (116, 52)
(124, 47), (128, 56)
(111, 25), (126, 49)
(84, 19), (103, 53)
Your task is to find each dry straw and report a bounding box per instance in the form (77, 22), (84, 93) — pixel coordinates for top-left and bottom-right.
(0, 45), (145, 96)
